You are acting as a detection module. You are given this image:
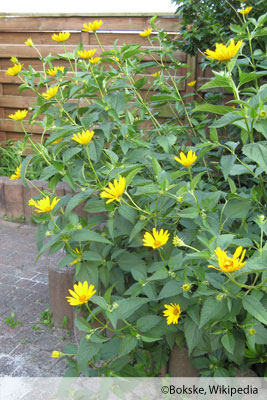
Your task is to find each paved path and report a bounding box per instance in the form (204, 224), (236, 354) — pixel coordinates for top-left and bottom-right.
(0, 221), (74, 377)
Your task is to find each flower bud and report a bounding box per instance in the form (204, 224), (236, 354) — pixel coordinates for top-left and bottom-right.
(248, 328), (256, 336)
(172, 235), (184, 247)
(182, 283), (191, 292)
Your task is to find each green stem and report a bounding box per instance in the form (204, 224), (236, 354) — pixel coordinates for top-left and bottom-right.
(85, 145), (101, 186)
(158, 249), (166, 266)
(26, 178), (45, 196)
(123, 192), (151, 215)
(94, 32), (104, 52)
(20, 121), (51, 166)
(63, 44), (75, 75)
(188, 168), (201, 212)
(86, 303), (106, 327)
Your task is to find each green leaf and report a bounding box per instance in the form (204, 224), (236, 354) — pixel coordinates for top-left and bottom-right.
(158, 280), (182, 300)
(223, 199), (251, 219)
(199, 75), (231, 91)
(91, 295), (108, 310)
(119, 335), (137, 356)
(242, 296), (267, 325)
(179, 207), (199, 219)
(77, 336), (101, 372)
(129, 220), (147, 243)
(184, 317), (201, 354)
(136, 315), (161, 333)
(65, 188), (93, 215)
(75, 317), (91, 332)
(82, 251), (102, 262)
(199, 297), (223, 328)
(221, 332), (235, 354)
(152, 157), (161, 176)
(72, 229), (112, 244)
(211, 112), (243, 129)
(156, 135), (176, 153)
(125, 167), (143, 187)
(190, 172), (206, 190)
(109, 298), (149, 327)
(210, 128), (218, 142)
(242, 142), (267, 173)
(62, 148), (81, 163)
(119, 205), (136, 224)
(220, 155), (237, 180)
(192, 104), (234, 115)
(238, 70), (267, 87)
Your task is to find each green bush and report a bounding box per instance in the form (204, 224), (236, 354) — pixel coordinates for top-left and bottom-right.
(8, 12), (267, 377)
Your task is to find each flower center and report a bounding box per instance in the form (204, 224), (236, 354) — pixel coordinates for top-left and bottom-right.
(172, 308), (179, 316)
(79, 295), (87, 302)
(154, 240), (162, 248)
(223, 260), (233, 269)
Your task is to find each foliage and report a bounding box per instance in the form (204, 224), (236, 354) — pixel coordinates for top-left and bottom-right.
(0, 140), (22, 177)
(5, 312), (23, 328)
(9, 10), (267, 377)
(171, 0), (267, 56)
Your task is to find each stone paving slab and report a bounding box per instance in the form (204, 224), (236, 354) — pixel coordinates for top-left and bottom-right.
(0, 220), (75, 377)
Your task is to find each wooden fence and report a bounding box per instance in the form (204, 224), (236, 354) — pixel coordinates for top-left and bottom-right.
(0, 13), (211, 143)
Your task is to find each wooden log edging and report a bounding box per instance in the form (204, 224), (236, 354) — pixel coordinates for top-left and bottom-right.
(0, 176), (87, 221)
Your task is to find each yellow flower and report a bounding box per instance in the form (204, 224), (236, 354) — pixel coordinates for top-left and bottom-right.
(70, 248), (82, 266)
(66, 281), (96, 306)
(248, 328), (256, 336)
(174, 149), (197, 168)
(143, 228), (169, 249)
(240, 6), (252, 15)
(208, 246), (246, 273)
(100, 177), (126, 204)
(9, 165), (21, 180)
(152, 71), (161, 78)
(205, 39), (243, 61)
(42, 85), (59, 100)
(9, 109), (28, 121)
(82, 20), (103, 32)
(51, 351), (62, 358)
(52, 137), (63, 145)
(28, 196), (60, 213)
(46, 66), (64, 76)
(72, 130), (95, 145)
(139, 28), (152, 37)
(25, 38), (34, 47)
(260, 111), (266, 118)
(182, 283), (191, 292)
(6, 63), (23, 76)
(89, 57), (101, 64)
(187, 80), (196, 87)
(77, 49), (97, 59)
(52, 32), (70, 42)
(10, 57), (18, 64)
(163, 303), (181, 325)
(112, 56), (120, 62)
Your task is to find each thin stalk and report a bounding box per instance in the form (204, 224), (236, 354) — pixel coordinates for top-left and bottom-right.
(85, 145), (101, 186)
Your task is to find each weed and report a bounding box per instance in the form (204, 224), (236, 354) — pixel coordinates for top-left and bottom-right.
(40, 308), (54, 328)
(5, 312), (23, 328)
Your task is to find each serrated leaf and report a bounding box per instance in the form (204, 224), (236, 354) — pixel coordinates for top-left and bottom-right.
(72, 229), (112, 244)
(184, 317), (201, 354)
(136, 315), (161, 333)
(221, 332), (235, 354)
(119, 335), (137, 356)
(192, 104), (234, 115)
(242, 296), (267, 325)
(199, 297), (223, 328)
